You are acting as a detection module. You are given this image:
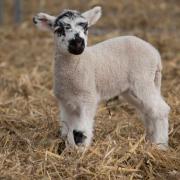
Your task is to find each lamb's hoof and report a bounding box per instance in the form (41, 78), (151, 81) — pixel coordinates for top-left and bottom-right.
(73, 130), (87, 146)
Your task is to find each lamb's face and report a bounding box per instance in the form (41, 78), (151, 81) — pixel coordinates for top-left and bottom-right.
(54, 11), (88, 55)
(33, 6), (102, 55)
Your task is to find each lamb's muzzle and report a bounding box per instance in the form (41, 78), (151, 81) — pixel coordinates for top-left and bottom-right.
(68, 33), (85, 55)
(33, 6), (170, 150)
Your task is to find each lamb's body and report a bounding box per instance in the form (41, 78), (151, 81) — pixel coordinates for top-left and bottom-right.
(92, 36), (161, 100)
(54, 36), (169, 149)
(54, 36), (161, 101)
(34, 7), (170, 149)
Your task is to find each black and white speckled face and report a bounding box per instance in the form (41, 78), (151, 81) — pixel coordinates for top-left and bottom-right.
(33, 7), (102, 55)
(53, 10), (88, 55)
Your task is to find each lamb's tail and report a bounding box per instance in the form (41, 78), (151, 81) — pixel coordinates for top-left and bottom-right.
(154, 56), (162, 92)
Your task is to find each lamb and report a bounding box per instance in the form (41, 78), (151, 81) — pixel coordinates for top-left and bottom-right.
(33, 6), (170, 150)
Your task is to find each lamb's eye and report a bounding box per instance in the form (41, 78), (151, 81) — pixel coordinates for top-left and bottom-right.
(64, 24), (71, 30)
(54, 26), (65, 36)
(78, 22), (88, 29)
(54, 27), (62, 33)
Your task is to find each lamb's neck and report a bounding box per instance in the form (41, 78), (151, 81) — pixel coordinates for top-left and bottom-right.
(54, 50), (82, 66)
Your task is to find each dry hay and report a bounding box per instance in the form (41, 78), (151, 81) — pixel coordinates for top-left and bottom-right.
(0, 0), (180, 179)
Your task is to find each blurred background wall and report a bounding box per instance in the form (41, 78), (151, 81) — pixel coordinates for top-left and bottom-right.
(0, 0), (179, 60)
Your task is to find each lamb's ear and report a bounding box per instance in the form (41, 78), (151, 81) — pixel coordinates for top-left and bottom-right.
(82, 6), (102, 27)
(33, 13), (56, 31)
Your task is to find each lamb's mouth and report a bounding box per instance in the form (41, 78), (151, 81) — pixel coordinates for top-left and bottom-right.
(68, 46), (84, 55)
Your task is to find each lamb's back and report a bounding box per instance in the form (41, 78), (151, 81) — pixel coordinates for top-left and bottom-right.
(87, 36), (161, 100)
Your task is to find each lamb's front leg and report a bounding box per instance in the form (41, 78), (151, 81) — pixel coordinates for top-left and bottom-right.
(61, 101), (97, 149)
(59, 104), (70, 139)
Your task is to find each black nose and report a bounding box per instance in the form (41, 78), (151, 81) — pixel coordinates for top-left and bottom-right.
(73, 130), (87, 145)
(68, 34), (85, 55)
(74, 34), (84, 48)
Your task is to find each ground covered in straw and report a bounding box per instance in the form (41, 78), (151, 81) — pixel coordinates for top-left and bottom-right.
(0, 0), (180, 179)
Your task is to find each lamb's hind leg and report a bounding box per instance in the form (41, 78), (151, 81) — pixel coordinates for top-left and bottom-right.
(143, 95), (170, 149)
(123, 83), (170, 149)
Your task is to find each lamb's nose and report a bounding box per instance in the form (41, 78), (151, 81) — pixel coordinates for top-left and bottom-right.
(75, 33), (81, 39)
(68, 34), (85, 55)
(74, 34), (84, 47)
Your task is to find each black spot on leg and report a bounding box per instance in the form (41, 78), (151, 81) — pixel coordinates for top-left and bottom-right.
(73, 130), (87, 145)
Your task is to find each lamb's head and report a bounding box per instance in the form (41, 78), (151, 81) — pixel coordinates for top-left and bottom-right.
(33, 6), (102, 55)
